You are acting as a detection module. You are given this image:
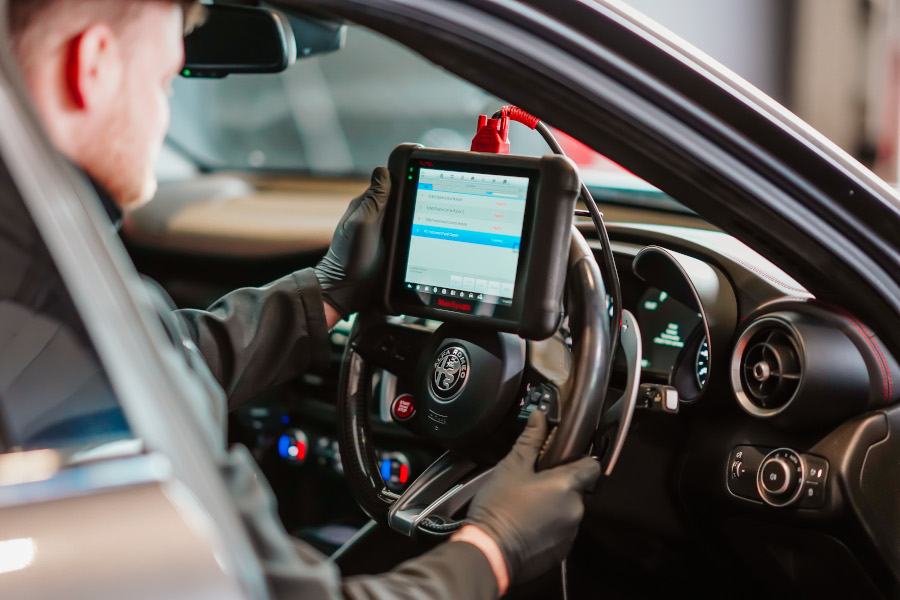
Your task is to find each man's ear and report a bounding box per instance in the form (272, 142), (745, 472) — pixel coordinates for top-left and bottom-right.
(63, 24), (123, 111)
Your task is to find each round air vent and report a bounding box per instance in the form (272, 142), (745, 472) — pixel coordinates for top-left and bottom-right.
(731, 318), (803, 417)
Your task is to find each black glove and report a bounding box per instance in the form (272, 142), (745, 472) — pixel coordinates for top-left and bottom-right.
(314, 167), (391, 318)
(466, 411), (601, 586)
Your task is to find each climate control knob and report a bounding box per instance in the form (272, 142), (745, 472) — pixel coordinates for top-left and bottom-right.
(757, 448), (804, 507)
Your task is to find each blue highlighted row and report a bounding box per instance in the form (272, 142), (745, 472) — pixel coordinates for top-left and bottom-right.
(411, 224), (521, 250)
(417, 182), (524, 200)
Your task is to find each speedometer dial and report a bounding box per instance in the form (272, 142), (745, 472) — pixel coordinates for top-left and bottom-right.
(696, 337), (710, 388)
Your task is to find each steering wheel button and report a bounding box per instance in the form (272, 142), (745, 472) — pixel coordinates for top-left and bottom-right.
(391, 394), (416, 422)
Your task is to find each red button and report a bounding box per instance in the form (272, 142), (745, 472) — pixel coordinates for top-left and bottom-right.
(399, 464), (409, 484)
(391, 394), (416, 422)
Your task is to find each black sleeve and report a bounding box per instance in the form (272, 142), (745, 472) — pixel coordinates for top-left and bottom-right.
(340, 541), (498, 600)
(225, 445), (499, 600)
(176, 268), (330, 410)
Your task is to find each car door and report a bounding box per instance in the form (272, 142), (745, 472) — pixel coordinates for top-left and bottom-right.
(0, 33), (268, 600)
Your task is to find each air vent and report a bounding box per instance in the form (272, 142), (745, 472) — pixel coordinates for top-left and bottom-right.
(732, 318), (803, 418)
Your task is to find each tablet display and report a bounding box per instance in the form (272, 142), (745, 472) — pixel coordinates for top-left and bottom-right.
(385, 145), (579, 340)
(403, 167), (529, 310)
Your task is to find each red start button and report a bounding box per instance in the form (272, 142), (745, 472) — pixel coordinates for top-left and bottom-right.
(391, 394), (416, 422)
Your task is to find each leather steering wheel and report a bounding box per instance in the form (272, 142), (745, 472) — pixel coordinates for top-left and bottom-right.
(336, 227), (624, 538)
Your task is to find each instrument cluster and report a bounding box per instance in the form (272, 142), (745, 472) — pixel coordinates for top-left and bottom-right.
(635, 286), (708, 395)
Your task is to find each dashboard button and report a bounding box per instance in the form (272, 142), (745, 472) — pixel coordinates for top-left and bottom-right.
(761, 458), (791, 494)
(391, 394), (416, 422)
(799, 481), (825, 508)
(757, 448), (805, 507)
(278, 429), (309, 464)
(378, 452), (412, 493)
(798, 454), (829, 509)
(804, 456), (828, 482)
(727, 445), (766, 501)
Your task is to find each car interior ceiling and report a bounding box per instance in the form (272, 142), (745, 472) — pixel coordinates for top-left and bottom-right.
(110, 6), (900, 600)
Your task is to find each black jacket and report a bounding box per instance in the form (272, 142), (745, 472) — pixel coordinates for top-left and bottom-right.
(101, 184), (499, 600)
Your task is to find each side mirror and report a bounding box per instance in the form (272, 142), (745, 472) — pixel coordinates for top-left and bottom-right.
(182, 5), (346, 78)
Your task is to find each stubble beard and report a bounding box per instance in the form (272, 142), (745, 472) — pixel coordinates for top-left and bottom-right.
(92, 108), (162, 213)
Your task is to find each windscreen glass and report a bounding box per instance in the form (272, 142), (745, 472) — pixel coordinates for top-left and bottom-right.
(166, 26), (691, 215)
(403, 167), (529, 310)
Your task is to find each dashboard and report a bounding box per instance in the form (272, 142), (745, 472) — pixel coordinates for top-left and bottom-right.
(219, 217), (900, 596)
(586, 222), (900, 598)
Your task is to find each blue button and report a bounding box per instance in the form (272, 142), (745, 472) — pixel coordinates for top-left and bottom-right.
(278, 435), (292, 459)
(380, 459), (392, 481)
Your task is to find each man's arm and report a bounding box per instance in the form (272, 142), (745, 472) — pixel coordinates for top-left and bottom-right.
(341, 539), (500, 600)
(177, 167), (390, 409)
(226, 442), (501, 600)
(177, 268), (330, 410)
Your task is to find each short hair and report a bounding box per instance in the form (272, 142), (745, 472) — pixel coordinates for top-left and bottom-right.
(8, 0), (206, 71)
(8, 0), (207, 35)
(8, 0), (207, 74)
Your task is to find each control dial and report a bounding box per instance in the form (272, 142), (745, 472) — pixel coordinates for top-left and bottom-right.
(757, 448), (804, 507)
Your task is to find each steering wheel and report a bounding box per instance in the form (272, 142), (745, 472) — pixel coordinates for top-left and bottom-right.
(337, 228), (629, 538)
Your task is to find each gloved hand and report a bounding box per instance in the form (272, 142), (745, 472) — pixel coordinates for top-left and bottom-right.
(465, 411), (601, 586)
(314, 167), (391, 318)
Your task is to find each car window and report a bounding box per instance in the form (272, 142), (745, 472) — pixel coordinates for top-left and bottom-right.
(0, 163), (131, 454)
(168, 25), (689, 214)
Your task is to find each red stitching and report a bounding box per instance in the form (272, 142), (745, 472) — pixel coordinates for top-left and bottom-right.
(719, 252), (810, 295)
(756, 296), (811, 311)
(839, 306), (891, 401)
(816, 300), (891, 404)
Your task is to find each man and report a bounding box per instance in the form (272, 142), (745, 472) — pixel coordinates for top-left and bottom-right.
(6, 1), (602, 598)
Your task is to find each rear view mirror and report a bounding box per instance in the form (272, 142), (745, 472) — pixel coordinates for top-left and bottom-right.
(181, 5), (346, 78)
(183, 5), (294, 77)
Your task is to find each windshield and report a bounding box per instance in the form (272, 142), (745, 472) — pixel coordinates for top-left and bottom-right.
(169, 25), (688, 213)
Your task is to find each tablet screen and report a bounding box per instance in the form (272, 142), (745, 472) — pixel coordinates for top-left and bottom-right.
(403, 167), (529, 310)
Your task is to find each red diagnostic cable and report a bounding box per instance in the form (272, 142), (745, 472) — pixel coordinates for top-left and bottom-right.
(501, 106), (540, 129)
(470, 106), (540, 153)
(468, 105), (624, 386)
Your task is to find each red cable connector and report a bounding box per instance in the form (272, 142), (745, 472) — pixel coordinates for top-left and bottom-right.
(470, 106), (541, 154)
(470, 114), (510, 154)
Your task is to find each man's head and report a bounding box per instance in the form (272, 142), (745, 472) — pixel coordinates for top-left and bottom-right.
(8, 0), (206, 210)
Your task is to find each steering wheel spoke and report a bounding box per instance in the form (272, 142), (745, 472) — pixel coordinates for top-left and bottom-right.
(387, 451), (491, 537)
(350, 314), (432, 380)
(517, 331), (572, 424)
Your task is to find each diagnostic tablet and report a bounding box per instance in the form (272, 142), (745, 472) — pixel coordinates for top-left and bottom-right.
(384, 144), (579, 340)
